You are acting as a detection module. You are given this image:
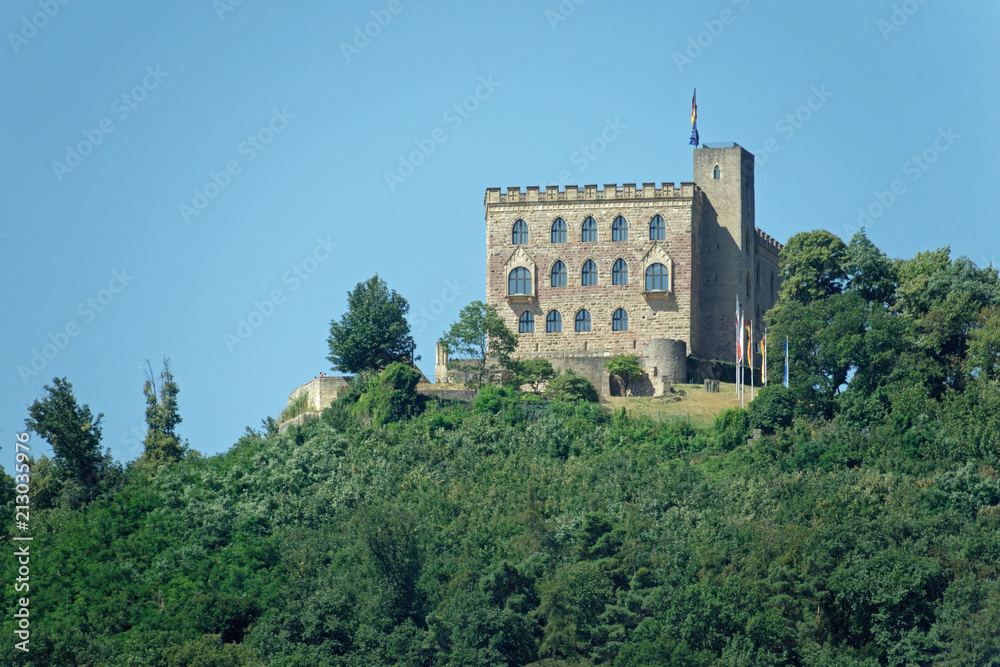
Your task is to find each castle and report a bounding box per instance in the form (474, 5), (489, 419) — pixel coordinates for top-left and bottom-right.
(437, 143), (783, 396)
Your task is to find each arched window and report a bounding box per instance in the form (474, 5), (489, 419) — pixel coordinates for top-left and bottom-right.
(745, 227), (752, 252)
(575, 310), (591, 332)
(755, 262), (760, 288)
(612, 259), (628, 285)
(581, 217), (597, 242)
(519, 311), (534, 334)
(512, 220), (527, 244)
(645, 263), (669, 291)
(746, 271), (751, 297)
(508, 267), (531, 295)
(612, 215), (628, 241)
(581, 260), (598, 286)
(714, 165), (720, 179)
(551, 218), (567, 243)
(546, 310), (562, 333)
(649, 214), (665, 241)
(612, 308), (628, 331)
(550, 261), (567, 287)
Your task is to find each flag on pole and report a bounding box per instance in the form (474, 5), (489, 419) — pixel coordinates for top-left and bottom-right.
(783, 337), (789, 388)
(689, 89), (699, 147)
(760, 333), (767, 385)
(735, 298), (743, 364)
(746, 323), (753, 369)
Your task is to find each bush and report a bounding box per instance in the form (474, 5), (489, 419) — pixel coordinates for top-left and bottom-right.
(713, 408), (751, 451)
(544, 369), (599, 403)
(748, 385), (795, 433)
(354, 362), (425, 426)
(280, 391), (311, 422)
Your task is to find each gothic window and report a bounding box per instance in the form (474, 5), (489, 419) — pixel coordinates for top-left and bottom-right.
(746, 270), (751, 297)
(508, 267), (531, 295)
(551, 218), (567, 243)
(512, 220), (528, 244)
(582, 260), (598, 286)
(612, 308), (628, 331)
(612, 259), (628, 285)
(612, 215), (628, 241)
(649, 214), (665, 241)
(519, 311), (535, 334)
(546, 310), (562, 333)
(645, 263), (669, 291)
(550, 261), (567, 287)
(581, 217), (597, 242)
(714, 165), (721, 179)
(575, 310), (592, 332)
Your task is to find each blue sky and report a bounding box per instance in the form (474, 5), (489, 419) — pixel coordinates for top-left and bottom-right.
(2, 0), (998, 465)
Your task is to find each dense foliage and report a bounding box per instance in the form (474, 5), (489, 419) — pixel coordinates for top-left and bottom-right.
(3, 233), (999, 666)
(440, 301), (518, 390)
(327, 275), (415, 373)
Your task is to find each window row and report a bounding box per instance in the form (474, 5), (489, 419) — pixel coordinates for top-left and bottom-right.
(519, 308), (629, 333)
(509, 262), (669, 292)
(512, 215), (667, 245)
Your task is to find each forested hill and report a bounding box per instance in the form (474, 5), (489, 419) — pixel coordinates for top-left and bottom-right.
(3, 230), (1000, 666)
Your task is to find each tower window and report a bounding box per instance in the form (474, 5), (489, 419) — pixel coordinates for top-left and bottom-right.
(575, 310), (591, 332)
(645, 263), (669, 291)
(612, 215), (628, 241)
(550, 261), (567, 287)
(546, 310), (562, 333)
(581, 217), (597, 242)
(519, 311), (535, 334)
(612, 259), (628, 285)
(714, 165), (720, 179)
(512, 220), (527, 245)
(508, 267), (531, 295)
(612, 308), (628, 331)
(746, 271), (751, 297)
(551, 218), (567, 243)
(649, 214), (665, 241)
(582, 260), (598, 286)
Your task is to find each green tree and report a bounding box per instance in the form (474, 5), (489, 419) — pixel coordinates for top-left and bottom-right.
(141, 358), (187, 465)
(966, 306), (1000, 383)
(544, 369), (600, 403)
(440, 301), (518, 391)
(354, 362), (425, 426)
(512, 358), (557, 395)
(25, 377), (110, 493)
(327, 275), (415, 374)
(777, 229), (848, 304)
(605, 354), (643, 396)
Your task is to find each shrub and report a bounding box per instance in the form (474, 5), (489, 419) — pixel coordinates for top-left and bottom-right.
(354, 362), (425, 426)
(747, 385), (795, 433)
(280, 391), (311, 422)
(713, 408), (751, 451)
(544, 370), (600, 403)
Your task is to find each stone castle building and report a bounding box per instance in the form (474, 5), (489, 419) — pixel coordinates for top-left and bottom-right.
(456, 143), (782, 395)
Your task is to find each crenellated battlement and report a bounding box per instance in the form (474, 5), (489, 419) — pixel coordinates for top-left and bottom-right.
(755, 228), (783, 256)
(486, 182), (702, 206)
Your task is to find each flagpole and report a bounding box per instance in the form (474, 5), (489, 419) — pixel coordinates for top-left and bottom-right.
(750, 320), (755, 402)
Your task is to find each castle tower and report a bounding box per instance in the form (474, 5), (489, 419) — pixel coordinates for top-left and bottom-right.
(693, 144), (780, 363)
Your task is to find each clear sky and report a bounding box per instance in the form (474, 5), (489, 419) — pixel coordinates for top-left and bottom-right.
(2, 0), (998, 466)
